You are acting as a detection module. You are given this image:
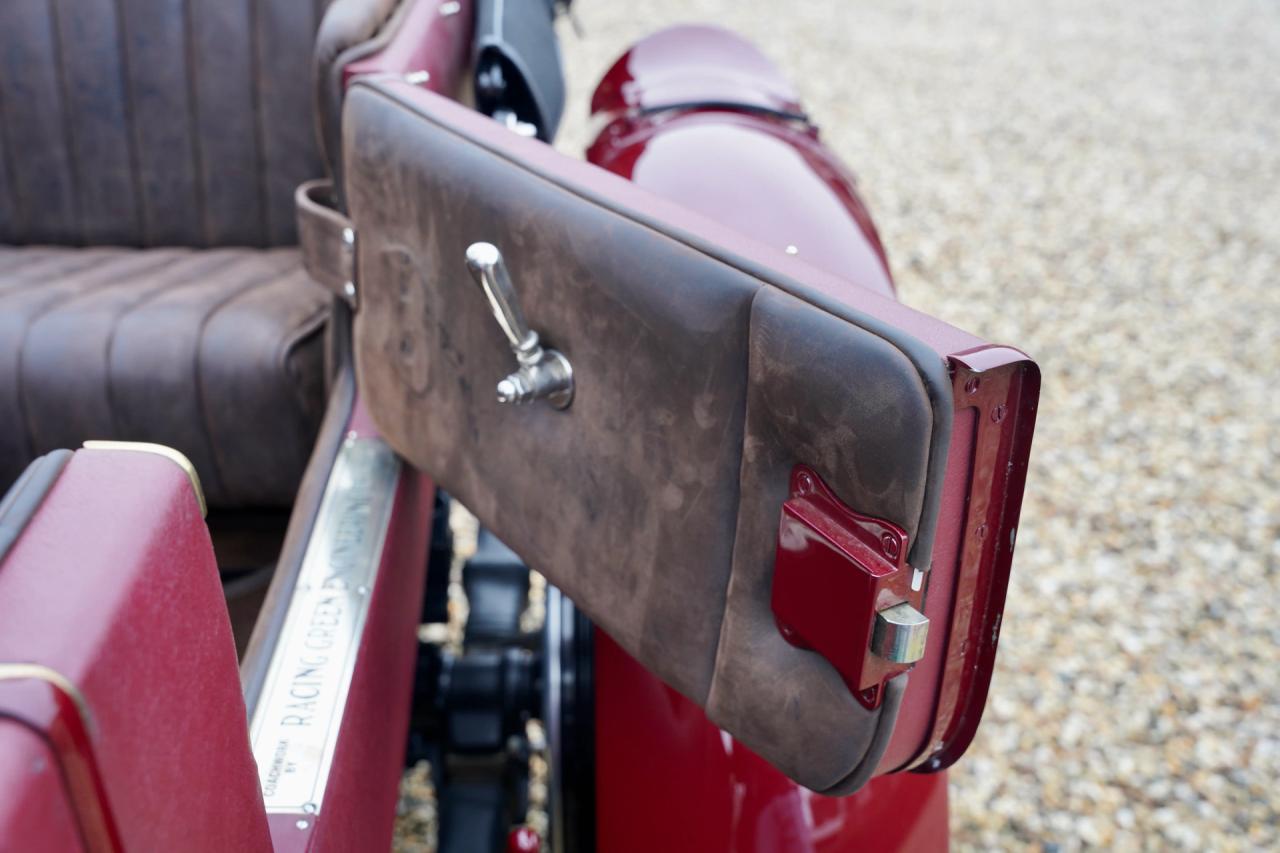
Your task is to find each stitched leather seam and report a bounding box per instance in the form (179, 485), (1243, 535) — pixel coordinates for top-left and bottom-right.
(0, 68), (26, 240)
(248, 0), (271, 245)
(192, 252), (300, 502)
(14, 251), (184, 460)
(0, 252), (108, 298)
(182, 0), (210, 246)
(702, 284), (764, 707)
(45, 0), (84, 245)
(112, 0), (148, 245)
(271, 293), (330, 420)
(103, 250), (249, 437)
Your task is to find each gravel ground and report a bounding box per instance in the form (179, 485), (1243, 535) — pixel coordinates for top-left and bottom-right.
(399, 1), (1280, 848)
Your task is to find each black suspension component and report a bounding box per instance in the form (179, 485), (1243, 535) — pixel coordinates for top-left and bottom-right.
(471, 0), (566, 141)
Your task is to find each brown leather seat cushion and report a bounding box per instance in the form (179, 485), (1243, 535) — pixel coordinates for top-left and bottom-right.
(0, 246), (329, 508)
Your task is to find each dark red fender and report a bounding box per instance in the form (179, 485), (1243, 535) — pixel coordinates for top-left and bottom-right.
(587, 25), (895, 300)
(594, 631), (948, 853)
(0, 448), (271, 853)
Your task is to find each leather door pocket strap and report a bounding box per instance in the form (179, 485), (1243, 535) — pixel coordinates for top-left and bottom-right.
(296, 179), (356, 306)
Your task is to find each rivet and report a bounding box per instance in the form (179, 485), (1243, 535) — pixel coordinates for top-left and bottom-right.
(784, 244), (799, 255)
(302, 802), (318, 814)
(296, 819), (310, 830)
(975, 523), (988, 540)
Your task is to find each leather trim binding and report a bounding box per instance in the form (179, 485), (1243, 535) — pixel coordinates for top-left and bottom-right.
(0, 449), (72, 565)
(820, 675), (908, 796)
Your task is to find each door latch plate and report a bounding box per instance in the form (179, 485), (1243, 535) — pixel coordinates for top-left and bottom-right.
(771, 465), (928, 709)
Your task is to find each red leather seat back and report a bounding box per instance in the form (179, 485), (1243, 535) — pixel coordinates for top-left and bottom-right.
(0, 445), (270, 852)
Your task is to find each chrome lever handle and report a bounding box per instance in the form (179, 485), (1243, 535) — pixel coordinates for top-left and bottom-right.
(464, 242), (573, 409)
(465, 242), (540, 362)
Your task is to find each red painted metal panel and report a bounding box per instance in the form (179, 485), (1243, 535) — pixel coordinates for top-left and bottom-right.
(342, 0), (474, 97)
(912, 349), (1040, 770)
(0, 449), (271, 852)
(0, 718), (91, 852)
(590, 23), (804, 118)
(588, 111), (896, 300)
(594, 629), (948, 852)
(586, 25), (894, 300)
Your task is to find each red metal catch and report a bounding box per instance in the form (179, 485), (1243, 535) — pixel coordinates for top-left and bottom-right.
(771, 465), (922, 709)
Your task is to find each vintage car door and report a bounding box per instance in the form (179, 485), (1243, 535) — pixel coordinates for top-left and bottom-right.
(313, 77), (1039, 795)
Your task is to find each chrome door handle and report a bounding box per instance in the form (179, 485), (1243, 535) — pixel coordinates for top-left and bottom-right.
(465, 242), (574, 409)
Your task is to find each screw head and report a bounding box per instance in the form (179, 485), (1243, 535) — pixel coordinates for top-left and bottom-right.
(965, 377), (981, 395)
(881, 532), (901, 560)
(991, 404), (1008, 423)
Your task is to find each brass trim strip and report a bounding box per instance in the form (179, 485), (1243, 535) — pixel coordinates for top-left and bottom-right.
(0, 662), (95, 732)
(81, 441), (207, 518)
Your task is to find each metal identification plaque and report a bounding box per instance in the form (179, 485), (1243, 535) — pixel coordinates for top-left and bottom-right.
(250, 435), (401, 814)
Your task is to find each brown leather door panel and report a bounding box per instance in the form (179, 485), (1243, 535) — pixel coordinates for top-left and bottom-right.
(339, 79), (1025, 793)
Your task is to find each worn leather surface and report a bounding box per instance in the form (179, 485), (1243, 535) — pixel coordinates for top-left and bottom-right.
(0, 246), (329, 508)
(313, 0), (404, 200)
(345, 81), (961, 791)
(707, 286), (934, 789)
(297, 179), (354, 298)
(0, 0), (336, 247)
(0, 0), (404, 509)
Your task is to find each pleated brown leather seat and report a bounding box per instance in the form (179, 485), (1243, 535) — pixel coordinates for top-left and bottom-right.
(0, 0), (384, 508)
(0, 246), (327, 508)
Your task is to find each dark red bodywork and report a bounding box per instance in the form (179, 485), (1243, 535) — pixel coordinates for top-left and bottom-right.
(0, 449), (272, 852)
